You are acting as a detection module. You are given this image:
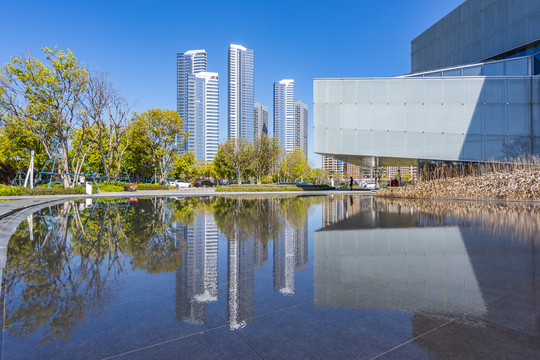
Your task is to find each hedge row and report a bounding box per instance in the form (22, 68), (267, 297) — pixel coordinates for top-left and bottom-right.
(216, 184), (303, 192)
(137, 184), (175, 191)
(20, 186), (86, 195)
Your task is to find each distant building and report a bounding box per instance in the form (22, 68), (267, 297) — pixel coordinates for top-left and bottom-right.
(254, 101), (268, 136)
(273, 79), (295, 154)
(294, 100), (308, 159)
(177, 50), (219, 162)
(228, 44), (254, 142)
(322, 156), (358, 178)
(386, 165), (417, 182)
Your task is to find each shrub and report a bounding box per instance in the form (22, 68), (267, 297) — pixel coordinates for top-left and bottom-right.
(107, 181), (131, 187)
(97, 184), (125, 193)
(216, 184), (302, 192)
(0, 184), (22, 196)
(19, 186), (85, 195)
(137, 184), (174, 191)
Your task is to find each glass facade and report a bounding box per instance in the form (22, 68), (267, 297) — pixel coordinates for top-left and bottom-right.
(411, 0), (540, 73)
(407, 55), (532, 78)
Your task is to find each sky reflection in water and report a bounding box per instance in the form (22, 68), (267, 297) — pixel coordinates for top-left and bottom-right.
(1, 195), (540, 359)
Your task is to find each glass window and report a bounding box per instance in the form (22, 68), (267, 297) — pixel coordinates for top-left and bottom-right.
(424, 71), (442, 77)
(483, 61), (504, 76)
(462, 65), (482, 76)
(443, 68), (462, 77)
(535, 43), (540, 56)
(505, 58), (529, 76)
(535, 54), (540, 75)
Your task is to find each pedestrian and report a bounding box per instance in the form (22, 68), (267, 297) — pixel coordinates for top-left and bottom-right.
(349, 176), (354, 190)
(397, 169), (402, 187)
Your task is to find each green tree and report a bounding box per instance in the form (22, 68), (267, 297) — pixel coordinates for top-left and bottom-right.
(130, 109), (184, 184)
(172, 151), (195, 180)
(0, 47), (95, 188)
(123, 119), (152, 179)
(308, 167), (330, 185)
(278, 148), (309, 183)
(213, 138), (253, 184)
(252, 134), (281, 184)
(0, 116), (47, 177)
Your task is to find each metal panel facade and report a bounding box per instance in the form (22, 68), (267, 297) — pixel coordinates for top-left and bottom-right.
(314, 77), (540, 165)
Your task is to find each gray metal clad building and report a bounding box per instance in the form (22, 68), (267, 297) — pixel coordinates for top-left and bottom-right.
(314, 0), (540, 166)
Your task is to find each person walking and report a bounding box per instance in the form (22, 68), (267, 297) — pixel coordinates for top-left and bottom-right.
(349, 176), (354, 190)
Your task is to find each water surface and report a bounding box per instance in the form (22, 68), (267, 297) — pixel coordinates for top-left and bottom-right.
(1, 195), (540, 359)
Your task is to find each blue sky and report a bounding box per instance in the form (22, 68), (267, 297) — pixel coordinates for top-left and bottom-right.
(0, 0), (464, 167)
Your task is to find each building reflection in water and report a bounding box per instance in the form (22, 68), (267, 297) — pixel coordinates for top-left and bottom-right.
(315, 196), (540, 355)
(273, 222), (308, 295)
(227, 235), (254, 329)
(175, 213), (219, 324)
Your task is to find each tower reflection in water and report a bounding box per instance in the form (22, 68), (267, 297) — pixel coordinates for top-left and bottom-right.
(174, 197), (311, 330)
(175, 213), (219, 324)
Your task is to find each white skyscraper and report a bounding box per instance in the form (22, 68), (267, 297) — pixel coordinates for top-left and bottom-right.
(187, 72), (219, 162)
(273, 79), (295, 154)
(228, 44), (254, 142)
(177, 50), (219, 162)
(294, 100), (308, 159)
(254, 102), (268, 137)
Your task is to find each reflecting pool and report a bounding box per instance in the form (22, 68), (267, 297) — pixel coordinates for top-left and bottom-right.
(1, 195), (540, 359)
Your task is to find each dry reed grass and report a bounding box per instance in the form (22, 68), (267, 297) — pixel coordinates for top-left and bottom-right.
(379, 156), (540, 200)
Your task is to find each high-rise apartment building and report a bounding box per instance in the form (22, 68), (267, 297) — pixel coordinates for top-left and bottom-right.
(177, 50), (207, 122)
(228, 44), (254, 142)
(254, 102), (268, 137)
(177, 50), (219, 162)
(294, 100), (308, 158)
(187, 72), (219, 162)
(273, 79), (295, 154)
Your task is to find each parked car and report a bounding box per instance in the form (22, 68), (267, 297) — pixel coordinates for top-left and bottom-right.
(360, 180), (377, 189)
(173, 180), (192, 188)
(297, 182), (313, 186)
(194, 180), (215, 188)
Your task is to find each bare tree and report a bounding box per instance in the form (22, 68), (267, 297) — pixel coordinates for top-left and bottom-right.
(83, 70), (132, 180)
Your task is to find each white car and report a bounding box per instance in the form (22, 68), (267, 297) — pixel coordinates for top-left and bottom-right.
(360, 181), (377, 189)
(174, 180), (192, 188)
